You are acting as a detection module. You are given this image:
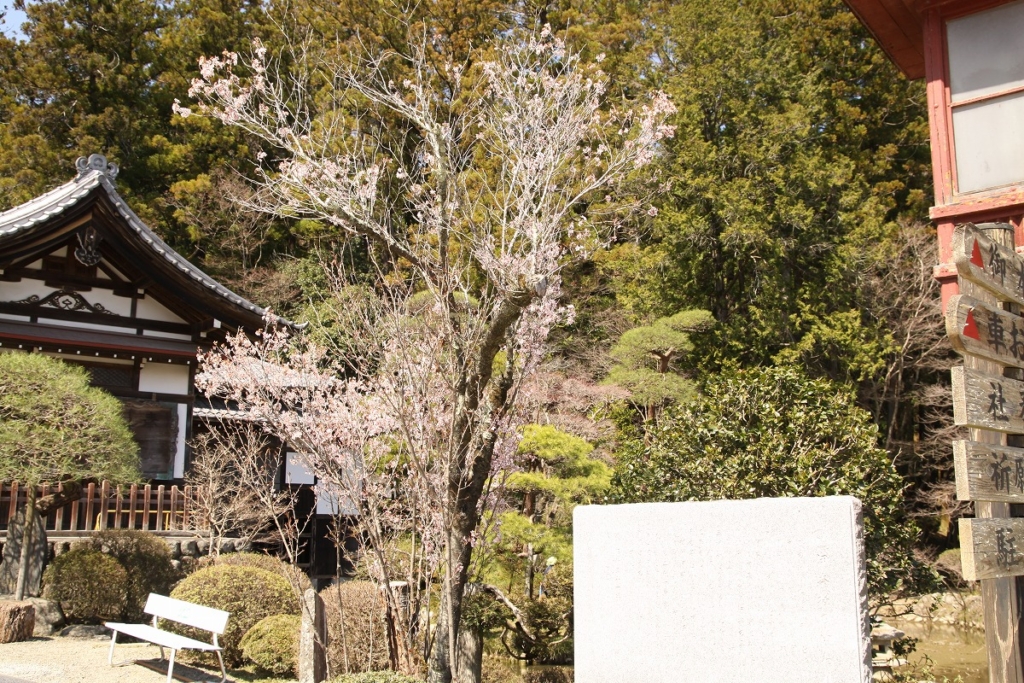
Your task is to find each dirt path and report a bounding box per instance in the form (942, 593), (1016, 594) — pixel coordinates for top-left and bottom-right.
(0, 637), (230, 682)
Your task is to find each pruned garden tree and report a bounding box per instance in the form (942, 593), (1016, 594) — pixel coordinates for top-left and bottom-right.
(0, 352), (140, 600)
(605, 309), (713, 421)
(186, 24), (674, 683)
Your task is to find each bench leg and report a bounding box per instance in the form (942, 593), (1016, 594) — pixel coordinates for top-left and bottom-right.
(216, 649), (227, 683)
(108, 630), (118, 666)
(166, 648), (176, 683)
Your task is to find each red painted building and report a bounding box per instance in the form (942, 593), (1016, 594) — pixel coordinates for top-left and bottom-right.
(845, 0), (1024, 303)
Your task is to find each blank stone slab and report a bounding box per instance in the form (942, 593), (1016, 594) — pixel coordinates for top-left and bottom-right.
(574, 496), (870, 683)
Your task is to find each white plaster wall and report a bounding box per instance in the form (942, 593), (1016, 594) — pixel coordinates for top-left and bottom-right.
(0, 279), (57, 302)
(136, 295), (186, 324)
(286, 452), (316, 485)
(42, 319), (133, 333)
(574, 497), (871, 683)
(80, 289), (132, 316)
(142, 329), (194, 342)
(138, 363), (190, 395)
(173, 403), (188, 479)
(0, 281), (132, 316)
(0, 313), (31, 322)
(316, 484), (359, 516)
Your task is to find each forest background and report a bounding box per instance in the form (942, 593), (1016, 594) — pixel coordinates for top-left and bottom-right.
(0, 0), (956, 637)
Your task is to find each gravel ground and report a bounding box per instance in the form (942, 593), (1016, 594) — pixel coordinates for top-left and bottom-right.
(0, 637), (248, 683)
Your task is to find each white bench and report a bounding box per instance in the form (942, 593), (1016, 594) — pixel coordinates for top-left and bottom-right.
(105, 593), (230, 683)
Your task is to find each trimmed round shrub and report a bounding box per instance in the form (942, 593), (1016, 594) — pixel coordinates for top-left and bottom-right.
(331, 673), (421, 683)
(87, 529), (179, 621)
(42, 547), (127, 623)
(240, 613), (300, 675)
(320, 581), (389, 674)
(169, 564), (298, 666)
(216, 552), (312, 594)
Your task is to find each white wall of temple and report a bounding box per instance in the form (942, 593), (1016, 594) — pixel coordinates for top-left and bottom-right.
(74, 288), (132, 315)
(285, 452), (316, 485)
(136, 294), (186, 324)
(142, 329), (194, 341)
(0, 279), (59, 302)
(138, 363), (190, 395)
(0, 280), (133, 316)
(174, 403), (188, 479)
(38, 318), (130, 333)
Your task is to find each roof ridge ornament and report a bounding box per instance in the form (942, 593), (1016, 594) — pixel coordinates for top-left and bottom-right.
(74, 225), (103, 266)
(75, 154), (119, 181)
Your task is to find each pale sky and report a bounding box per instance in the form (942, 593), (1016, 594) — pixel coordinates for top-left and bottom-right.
(0, 3), (27, 40)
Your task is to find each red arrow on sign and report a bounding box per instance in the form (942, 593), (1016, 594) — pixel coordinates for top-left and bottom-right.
(963, 308), (981, 340)
(972, 240), (985, 268)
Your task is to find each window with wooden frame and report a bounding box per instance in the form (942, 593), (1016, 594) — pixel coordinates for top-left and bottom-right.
(946, 0), (1024, 195)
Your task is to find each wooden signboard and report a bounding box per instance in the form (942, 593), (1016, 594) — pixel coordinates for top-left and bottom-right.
(952, 366), (1024, 433)
(954, 223), (1024, 306)
(954, 440), (1024, 503)
(960, 518), (1024, 581)
(947, 294), (1024, 370)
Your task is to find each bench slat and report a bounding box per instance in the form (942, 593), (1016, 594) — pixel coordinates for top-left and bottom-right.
(143, 594), (230, 635)
(104, 622), (221, 651)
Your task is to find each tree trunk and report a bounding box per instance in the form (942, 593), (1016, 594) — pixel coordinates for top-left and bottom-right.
(427, 528), (473, 683)
(454, 624), (483, 683)
(526, 543), (535, 601)
(14, 487), (36, 601)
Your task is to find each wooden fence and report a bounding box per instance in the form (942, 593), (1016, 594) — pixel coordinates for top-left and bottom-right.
(0, 481), (203, 534)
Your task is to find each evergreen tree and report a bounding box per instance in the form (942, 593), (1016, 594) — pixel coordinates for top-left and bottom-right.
(0, 0), (169, 208)
(0, 352), (140, 599)
(605, 309), (712, 420)
(598, 0), (931, 368)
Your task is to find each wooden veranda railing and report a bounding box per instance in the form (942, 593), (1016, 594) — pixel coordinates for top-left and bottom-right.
(0, 481), (201, 534)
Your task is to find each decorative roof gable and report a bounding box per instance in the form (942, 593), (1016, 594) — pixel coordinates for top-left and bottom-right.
(0, 154), (298, 332)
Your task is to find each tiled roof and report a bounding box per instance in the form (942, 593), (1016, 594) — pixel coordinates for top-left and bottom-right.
(0, 154), (300, 330)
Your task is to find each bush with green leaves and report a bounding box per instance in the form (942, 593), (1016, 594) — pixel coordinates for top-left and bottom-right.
(330, 673), (421, 683)
(320, 581), (389, 675)
(169, 564), (298, 666)
(42, 547), (128, 623)
(215, 551), (311, 594)
(240, 613), (300, 675)
(86, 529), (179, 621)
(611, 365), (937, 598)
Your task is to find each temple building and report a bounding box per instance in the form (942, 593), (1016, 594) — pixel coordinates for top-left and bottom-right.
(0, 154), (343, 578)
(0, 154), (293, 479)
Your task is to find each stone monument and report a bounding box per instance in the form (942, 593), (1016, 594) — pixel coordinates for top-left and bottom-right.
(574, 496), (871, 683)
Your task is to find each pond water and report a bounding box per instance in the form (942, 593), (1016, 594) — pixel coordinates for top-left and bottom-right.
(893, 621), (987, 683)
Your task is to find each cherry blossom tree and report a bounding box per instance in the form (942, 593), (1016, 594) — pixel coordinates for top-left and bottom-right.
(185, 25), (674, 683)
